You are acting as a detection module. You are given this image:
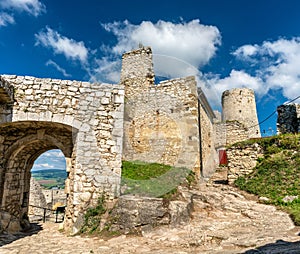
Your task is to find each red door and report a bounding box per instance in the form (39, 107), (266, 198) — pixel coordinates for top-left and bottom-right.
(219, 149), (228, 165)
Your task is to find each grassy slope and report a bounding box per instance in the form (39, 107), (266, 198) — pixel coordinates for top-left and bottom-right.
(234, 134), (300, 225)
(121, 161), (194, 198)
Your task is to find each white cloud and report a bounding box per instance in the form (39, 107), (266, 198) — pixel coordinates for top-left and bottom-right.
(46, 59), (71, 77)
(226, 37), (300, 103)
(210, 70), (263, 97)
(42, 149), (65, 158)
(35, 27), (88, 63)
(0, 12), (14, 26)
(102, 19), (221, 67)
(32, 149), (66, 171)
(233, 44), (259, 59)
(95, 19), (221, 82)
(33, 163), (55, 170)
(0, 0), (46, 17)
(90, 57), (121, 83)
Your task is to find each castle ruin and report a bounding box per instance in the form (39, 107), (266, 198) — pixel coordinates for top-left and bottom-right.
(0, 46), (262, 234)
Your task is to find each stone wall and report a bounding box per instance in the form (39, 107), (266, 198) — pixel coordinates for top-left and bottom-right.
(0, 75), (124, 233)
(277, 103), (300, 134)
(43, 189), (67, 208)
(226, 143), (264, 184)
(121, 47), (216, 178)
(0, 46), (270, 234)
(28, 178), (49, 216)
(28, 178), (66, 218)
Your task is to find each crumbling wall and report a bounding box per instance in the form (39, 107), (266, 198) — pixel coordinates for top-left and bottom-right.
(121, 47), (216, 177)
(277, 103), (300, 134)
(28, 178), (49, 216)
(226, 143), (264, 184)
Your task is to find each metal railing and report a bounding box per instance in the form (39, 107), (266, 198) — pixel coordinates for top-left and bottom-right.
(29, 205), (65, 223)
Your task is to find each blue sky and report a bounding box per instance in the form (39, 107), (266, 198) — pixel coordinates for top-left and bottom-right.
(1, 0), (300, 170)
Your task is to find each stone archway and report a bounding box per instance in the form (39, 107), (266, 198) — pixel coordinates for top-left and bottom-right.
(0, 75), (124, 234)
(0, 121), (75, 232)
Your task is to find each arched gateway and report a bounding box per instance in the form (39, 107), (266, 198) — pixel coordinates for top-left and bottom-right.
(0, 75), (124, 234)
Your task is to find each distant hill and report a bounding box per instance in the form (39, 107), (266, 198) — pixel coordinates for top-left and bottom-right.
(31, 169), (67, 189)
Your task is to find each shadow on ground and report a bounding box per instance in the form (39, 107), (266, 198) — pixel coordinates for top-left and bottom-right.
(0, 223), (43, 247)
(244, 239), (300, 254)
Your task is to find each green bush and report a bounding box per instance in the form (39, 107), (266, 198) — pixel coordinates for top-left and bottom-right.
(80, 195), (106, 234)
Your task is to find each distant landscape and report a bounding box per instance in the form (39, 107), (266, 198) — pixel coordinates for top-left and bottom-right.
(31, 169), (67, 189)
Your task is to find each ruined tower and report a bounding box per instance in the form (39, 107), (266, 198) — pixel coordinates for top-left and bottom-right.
(120, 46), (155, 98)
(222, 88), (261, 139)
(120, 47), (210, 178)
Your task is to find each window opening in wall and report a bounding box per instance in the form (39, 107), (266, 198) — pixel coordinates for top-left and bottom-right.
(22, 192), (29, 207)
(29, 149), (67, 223)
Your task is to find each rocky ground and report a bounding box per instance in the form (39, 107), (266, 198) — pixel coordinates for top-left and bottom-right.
(1, 179), (300, 253)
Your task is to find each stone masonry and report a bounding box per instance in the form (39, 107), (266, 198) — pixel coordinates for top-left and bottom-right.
(0, 46), (265, 235)
(221, 88), (261, 143)
(0, 75), (124, 234)
(277, 103), (300, 134)
(226, 143), (264, 184)
(121, 47), (216, 178)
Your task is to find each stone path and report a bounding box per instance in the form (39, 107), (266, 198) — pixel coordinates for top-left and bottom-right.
(1, 183), (300, 253)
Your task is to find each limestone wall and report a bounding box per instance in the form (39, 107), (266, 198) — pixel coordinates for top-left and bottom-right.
(199, 101), (216, 178)
(28, 178), (49, 216)
(277, 103), (300, 134)
(123, 76), (201, 172)
(121, 47), (216, 177)
(0, 75), (124, 233)
(43, 189), (66, 207)
(226, 143), (264, 184)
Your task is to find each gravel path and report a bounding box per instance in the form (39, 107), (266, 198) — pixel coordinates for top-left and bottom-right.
(1, 183), (300, 254)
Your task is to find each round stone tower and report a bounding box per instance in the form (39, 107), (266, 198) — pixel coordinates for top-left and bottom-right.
(222, 88), (261, 138)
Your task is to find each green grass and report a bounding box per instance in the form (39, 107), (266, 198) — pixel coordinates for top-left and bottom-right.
(79, 161), (195, 235)
(121, 161), (194, 198)
(234, 134), (300, 225)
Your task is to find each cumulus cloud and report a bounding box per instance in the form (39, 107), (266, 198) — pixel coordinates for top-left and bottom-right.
(0, 0), (46, 17)
(0, 12), (14, 26)
(46, 59), (71, 77)
(209, 70), (263, 97)
(94, 19), (221, 82)
(35, 27), (88, 63)
(233, 44), (259, 59)
(42, 149), (65, 158)
(102, 19), (221, 67)
(213, 37), (300, 103)
(32, 149), (66, 171)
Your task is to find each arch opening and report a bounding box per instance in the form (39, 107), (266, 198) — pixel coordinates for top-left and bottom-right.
(29, 149), (67, 222)
(0, 121), (75, 232)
